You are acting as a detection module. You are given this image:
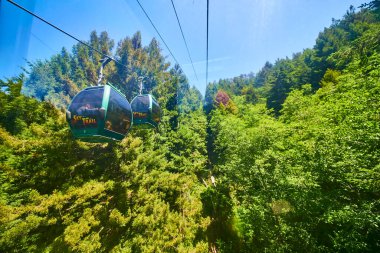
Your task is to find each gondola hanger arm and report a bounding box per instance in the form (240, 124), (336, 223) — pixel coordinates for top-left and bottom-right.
(138, 76), (145, 95)
(97, 57), (112, 86)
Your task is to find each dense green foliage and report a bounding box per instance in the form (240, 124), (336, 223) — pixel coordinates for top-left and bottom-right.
(203, 3), (380, 252)
(1, 33), (210, 252)
(0, 75), (210, 252)
(1, 1), (380, 252)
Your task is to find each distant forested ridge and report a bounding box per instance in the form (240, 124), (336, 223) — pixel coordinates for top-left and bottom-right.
(1, 1), (379, 252)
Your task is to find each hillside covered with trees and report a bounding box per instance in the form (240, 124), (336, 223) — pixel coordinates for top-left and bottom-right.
(1, 1), (379, 252)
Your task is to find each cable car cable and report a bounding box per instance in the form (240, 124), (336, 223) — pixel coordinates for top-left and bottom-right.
(30, 32), (55, 53)
(7, 0), (127, 70)
(170, 0), (199, 81)
(9, 0), (188, 89)
(206, 0), (209, 87)
(135, 0), (180, 67)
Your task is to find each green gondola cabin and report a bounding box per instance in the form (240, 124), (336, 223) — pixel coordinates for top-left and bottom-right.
(131, 94), (161, 129)
(66, 84), (133, 142)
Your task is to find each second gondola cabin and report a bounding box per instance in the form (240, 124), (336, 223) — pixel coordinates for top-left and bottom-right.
(131, 94), (161, 129)
(66, 84), (133, 142)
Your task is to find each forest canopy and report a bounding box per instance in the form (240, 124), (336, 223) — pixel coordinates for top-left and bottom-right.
(1, 1), (379, 252)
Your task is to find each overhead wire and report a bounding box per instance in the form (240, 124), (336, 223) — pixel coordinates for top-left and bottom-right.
(170, 0), (199, 81)
(134, 0), (180, 67)
(6, 0), (127, 69)
(30, 32), (55, 53)
(8, 0), (199, 87)
(206, 0), (209, 87)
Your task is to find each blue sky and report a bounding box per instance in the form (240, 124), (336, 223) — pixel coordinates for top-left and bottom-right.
(0, 0), (366, 94)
